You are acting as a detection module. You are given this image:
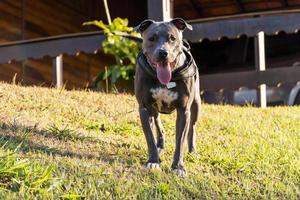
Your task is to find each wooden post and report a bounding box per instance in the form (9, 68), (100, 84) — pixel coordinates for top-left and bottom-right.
(52, 54), (63, 88)
(148, 0), (172, 21)
(255, 31), (267, 108)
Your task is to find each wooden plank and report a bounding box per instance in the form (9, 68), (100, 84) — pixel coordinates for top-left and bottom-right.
(0, 31), (107, 89)
(0, 0), (22, 42)
(23, 1), (85, 38)
(189, 0), (203, 16)
(0, 0), (139, 89)
(280, 0), (289, 6)
(0, 32), (105, 64)
(242, 0), (282, 11)
(187, 8), (300, 23)
(200, 66), (300, 91)
(185, 12), (300, 41)
(235, 0), (245, 12)
(0, 63), (22, 81)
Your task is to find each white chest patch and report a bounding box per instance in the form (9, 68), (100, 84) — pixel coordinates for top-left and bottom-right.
(150, 88), (178, 110)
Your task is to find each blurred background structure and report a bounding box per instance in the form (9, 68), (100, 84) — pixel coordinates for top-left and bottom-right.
(1, 0), (300, 106)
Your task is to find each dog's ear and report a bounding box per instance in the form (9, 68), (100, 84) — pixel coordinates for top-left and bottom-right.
(170, 18), (193, 31)
(134, 20), (155, 33)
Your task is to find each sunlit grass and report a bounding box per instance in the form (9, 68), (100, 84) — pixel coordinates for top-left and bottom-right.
(0, 142), (56, 199)
(0, 83), (299, 199)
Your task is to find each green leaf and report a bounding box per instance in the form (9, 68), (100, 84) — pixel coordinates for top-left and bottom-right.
(83, 17), (141, 88)
(110, 66), (121, 84)
(83, 20), (109, 33)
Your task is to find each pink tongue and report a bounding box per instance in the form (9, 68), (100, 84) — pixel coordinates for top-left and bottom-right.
(156, 63), (172, 85)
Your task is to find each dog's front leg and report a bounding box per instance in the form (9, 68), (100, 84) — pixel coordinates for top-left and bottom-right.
(139, 107), (160, 169)
(172, 108), (191, 176)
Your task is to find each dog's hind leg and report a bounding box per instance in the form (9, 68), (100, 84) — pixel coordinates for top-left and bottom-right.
(154, 112), (165, 154)
(139, 107), (160, 169)
(188, 97), (201, 153)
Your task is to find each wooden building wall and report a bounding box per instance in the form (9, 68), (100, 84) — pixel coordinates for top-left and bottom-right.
(2, 0), (299, 89)
(174, 0), (300, 20)
(0, 0), (147, 89)
(0, 1), (23, 83)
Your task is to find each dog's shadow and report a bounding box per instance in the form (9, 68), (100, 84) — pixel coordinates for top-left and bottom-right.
(0, 121), (144, 165)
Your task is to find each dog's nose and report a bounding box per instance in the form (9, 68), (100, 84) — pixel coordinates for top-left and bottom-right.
(158, 50), (168, 59)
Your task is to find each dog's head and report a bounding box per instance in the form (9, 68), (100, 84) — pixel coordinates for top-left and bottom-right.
(136, 18), (192, 85)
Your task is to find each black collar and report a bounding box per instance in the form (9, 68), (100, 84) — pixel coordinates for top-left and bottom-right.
(137, 49), (197, 81)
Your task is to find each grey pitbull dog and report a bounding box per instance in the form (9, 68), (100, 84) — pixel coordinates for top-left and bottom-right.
(134, 18), (201, 176)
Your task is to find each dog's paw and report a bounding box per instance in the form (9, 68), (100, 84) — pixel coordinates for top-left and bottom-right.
(172, 168), (187, 177)
(188, 147), (197, 154)
(145, 162), (160, 170)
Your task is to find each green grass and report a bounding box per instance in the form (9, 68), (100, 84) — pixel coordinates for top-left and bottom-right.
(0, 82), (299, 199)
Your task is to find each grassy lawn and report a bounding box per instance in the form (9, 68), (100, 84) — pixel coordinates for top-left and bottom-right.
(0, 83), (299, 199)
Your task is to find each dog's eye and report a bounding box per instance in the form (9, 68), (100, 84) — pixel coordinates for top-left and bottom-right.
(148, 36), (155, 42)
(170, 35), (176, 42)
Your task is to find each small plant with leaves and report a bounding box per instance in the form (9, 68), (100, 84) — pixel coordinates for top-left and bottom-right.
(83, 18), (141, 90)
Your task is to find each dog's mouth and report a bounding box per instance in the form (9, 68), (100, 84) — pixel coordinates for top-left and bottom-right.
(145, 52), (177, 85)
(154, 62), (171, 85)
(152, 61), (175, 85)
